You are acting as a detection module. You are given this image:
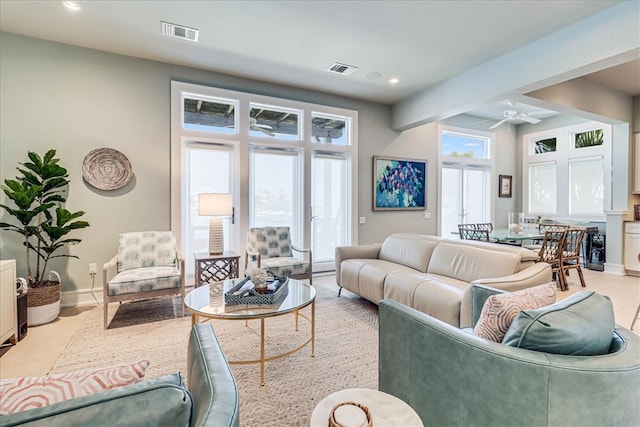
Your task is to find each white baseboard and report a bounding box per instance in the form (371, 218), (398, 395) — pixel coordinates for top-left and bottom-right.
(603, 263), (626, 276)
(61, 289), (103, 308)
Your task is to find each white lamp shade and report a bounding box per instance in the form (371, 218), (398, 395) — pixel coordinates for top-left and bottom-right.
(198, 193), (233, 216)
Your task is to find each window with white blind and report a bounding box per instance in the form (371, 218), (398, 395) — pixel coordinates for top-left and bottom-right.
(523, 122), (611, 220)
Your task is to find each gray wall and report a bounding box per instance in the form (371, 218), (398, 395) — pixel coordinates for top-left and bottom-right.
(2, 32), (635, 297)
(1, 33), (468, 299)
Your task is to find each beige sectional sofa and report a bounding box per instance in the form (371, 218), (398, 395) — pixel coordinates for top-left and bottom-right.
(335, 233), (551, 328)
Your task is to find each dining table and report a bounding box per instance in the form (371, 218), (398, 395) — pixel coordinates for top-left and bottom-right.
(489, 228), (545, 244)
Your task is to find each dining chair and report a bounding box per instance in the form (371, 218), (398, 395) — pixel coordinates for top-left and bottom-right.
(523, 223), (570, 251)
(457, 223), (478, 230)
(458, 225), (491, 242)
(536, 229), (568, 291)
(474, 223), (494, 232)
(560, 228), (587, 289)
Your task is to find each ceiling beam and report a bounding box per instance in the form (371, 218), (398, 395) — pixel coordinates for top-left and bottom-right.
(391, 1), (639, 131)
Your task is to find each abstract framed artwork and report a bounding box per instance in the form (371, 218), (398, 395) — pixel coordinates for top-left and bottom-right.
(499, 174), (512, 198)
(373, 156), (426, 210)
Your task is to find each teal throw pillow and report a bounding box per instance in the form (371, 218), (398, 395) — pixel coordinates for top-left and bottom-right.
(502, 291), (614, 356)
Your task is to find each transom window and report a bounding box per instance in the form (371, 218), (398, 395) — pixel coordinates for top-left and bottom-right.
(183, 95), (237, 133)
(441, 131), (490, 159)
(249, 104), (300, 140)
(523, 122), (610, 220)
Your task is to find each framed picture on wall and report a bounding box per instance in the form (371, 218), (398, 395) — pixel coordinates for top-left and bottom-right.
(499, 174), (512, 198)
(373, 156), (427, 210)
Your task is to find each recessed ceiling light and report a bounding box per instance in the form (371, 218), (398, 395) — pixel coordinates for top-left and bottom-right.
(364, 72), (382, 80)
(389, 78), (399, 84)
(62, 1), (81, 11)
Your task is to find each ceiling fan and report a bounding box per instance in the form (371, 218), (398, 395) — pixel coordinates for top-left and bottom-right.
(489, 109), (543, 130)
(250, 117), (275, 137)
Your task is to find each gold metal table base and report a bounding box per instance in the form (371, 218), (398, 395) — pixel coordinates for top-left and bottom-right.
(190, 299), (315, 386)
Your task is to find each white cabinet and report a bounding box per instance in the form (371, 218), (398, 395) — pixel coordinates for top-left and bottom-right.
(634, 133), (640, 194)
(624, 223), (640, 273)
(0, 260), (17, 345)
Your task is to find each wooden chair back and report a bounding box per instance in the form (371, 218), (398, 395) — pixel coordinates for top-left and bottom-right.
(537, 229), (568, 290)
(538, 223), (570, 232)
(563, 228), (586, 261)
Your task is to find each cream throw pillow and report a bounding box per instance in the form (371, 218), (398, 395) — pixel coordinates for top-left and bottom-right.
(0, 360), (150, 415)
(474, 283), (556, 342)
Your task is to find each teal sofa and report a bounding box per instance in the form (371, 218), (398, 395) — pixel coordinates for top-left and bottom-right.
(0, 323), (239, 427)
(379, 287), (640, 427)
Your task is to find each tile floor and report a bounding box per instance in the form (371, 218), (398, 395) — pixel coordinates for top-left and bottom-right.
(1, 270), (638, 380)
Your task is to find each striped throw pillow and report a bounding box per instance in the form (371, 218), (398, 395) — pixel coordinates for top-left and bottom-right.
(0, 360), (149, 415)
(474, 283), (556, 342)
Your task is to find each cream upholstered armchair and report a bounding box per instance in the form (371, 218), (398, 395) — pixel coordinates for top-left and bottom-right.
(245, 226), (312, 285)
(103, 231), (185, 329)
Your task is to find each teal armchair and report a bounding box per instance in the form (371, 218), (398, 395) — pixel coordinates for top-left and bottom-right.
(378, 287), (640, 426)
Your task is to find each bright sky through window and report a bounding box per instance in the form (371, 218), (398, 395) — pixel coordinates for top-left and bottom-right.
(441, 132), (488, 159)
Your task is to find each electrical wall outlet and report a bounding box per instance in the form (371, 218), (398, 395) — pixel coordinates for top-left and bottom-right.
(89, 263), (97, 274)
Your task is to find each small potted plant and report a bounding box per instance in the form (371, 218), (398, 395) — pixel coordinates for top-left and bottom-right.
(0, 150), (90, 325)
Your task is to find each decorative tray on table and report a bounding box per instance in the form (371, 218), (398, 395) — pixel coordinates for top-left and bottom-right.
(224, 276), (288, 305)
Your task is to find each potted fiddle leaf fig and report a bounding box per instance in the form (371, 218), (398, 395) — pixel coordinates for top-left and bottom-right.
(0, 149), (90, 325)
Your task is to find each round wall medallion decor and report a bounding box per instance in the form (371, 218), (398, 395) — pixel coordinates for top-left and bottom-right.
(82, 148), (133, 190)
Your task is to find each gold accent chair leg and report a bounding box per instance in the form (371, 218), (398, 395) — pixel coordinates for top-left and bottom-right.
(260, 318), (265, 386)
(631, 304), (640, 330)
(311, 299), (315, 357)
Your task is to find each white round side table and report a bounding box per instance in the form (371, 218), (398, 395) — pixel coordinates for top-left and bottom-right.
(310, 388), (423, 427)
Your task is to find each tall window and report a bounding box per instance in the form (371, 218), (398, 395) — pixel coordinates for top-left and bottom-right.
(171, 82), (358, 276)
(182, 143), (235, 275)
(523, 122), (610, 220)
(250, 148), (301, 242)
(311, 152), (350, 269)
(439, 127), (493, 236)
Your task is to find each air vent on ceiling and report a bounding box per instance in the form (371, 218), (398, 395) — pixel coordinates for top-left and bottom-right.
(327, 62), (358, 75)
(161, 21), (199, 42)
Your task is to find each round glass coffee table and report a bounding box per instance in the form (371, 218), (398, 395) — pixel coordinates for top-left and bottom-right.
(184, 278), (315, 386)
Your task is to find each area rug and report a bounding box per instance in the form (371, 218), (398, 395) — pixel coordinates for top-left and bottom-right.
(50, 276), (379, 426)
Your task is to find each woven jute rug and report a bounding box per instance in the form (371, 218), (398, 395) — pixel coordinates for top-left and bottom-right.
(50, 276), (379, 426)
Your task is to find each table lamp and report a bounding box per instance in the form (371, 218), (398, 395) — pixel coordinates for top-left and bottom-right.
(198, 193), (233, 254)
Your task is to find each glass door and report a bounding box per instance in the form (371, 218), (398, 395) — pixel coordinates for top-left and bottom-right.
(441, 166), (464, 237)
(183, 142), (235, 275)
(311, 151), (350, 271)
(249, 147), (302, 245)
(440, 165), (491, 237)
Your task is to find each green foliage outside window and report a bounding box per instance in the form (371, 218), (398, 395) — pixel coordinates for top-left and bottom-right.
(575, 129), (604, 148)
(534, 138), (557, 154)
(449, 150), (476, 158)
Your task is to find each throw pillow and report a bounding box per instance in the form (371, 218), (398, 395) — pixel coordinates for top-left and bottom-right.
(502, 291), (614, 355)
(474, 282), (556, 342)
(0, 359), (150, 415)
